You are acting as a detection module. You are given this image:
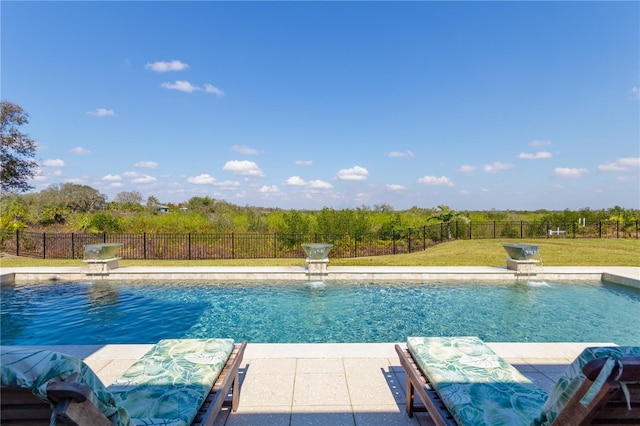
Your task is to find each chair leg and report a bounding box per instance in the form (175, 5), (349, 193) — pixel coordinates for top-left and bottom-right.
(231, 372), (239, 412)
(405, 373), (415, 417)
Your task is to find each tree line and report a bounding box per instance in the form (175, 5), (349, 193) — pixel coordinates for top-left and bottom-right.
(1, 183), (638, 238)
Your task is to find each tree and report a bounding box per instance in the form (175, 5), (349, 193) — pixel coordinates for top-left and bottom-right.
(1, 101), (38, 194)
(115, 191), (143, 204)
(427, 205), (469, 240)
(39, 183), (106, 213)
(146, 195), (161, 209)
(0, 198), (29, 230)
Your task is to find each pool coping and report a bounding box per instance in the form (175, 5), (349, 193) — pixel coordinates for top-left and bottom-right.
(1, 265), (639, 289)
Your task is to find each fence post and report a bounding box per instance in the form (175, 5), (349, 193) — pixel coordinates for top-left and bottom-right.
(422, 225), (426, 250)
(144, 232), (147, 259)
(43, 232), (46, 259)
(188, 233), (192, 260)
(572, 222), (575, 238)
(352, 234), (355, 257)
(599, 221), (602, 238)
(617, 221), (620, 238)
(71, 233), (75, 259)
(232, 233), (235, 259)
(408, 228), (412, 253)
(15, 230), (19, 256)
(393, 232), (397, 254)
(493, 221), (496, 239)
(468, 222), (472, 240)
(273, 233), (277, 258)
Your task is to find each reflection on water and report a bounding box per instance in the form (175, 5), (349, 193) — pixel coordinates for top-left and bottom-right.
(2, 280), (639, 345)
(88, 283), (120, 306)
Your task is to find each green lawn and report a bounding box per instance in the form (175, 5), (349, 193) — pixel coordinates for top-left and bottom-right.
(2, 239), (638, 267)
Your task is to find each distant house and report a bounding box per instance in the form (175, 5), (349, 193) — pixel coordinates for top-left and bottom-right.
(155, 205), (169, 213)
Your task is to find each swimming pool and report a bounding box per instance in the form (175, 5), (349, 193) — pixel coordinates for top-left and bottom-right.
(1, 280), (639, 345)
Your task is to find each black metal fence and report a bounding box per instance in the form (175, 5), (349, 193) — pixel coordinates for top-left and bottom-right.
(1, 220), (637, 260)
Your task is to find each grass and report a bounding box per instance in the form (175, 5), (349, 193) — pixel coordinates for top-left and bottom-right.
(1, 238), (639, 267)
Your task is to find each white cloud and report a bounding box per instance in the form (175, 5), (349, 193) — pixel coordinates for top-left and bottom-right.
(145, 60), (189, 72)
(599, 157), (640, 172)
(617, 175), (637, 182)
(161, 80), (224, 95)
(123, 171), (139, 178)
(460, 190), (470, 195)
(284, 176), (331, 188)
(309, 180), (333, 189)
(186, 174), (241, 188)
(417, 175), (454, 186)
(458, 165), (476, 173)
(518, 151), (552, 160)
(387, 150), (415, 158)
(102, 174), (122, 181)
(232, 145), (258, 155)
(598, 162), (627, 172)
(42, 159), (65, 167)
(223, 160), (265, 177)
(285, 176), (306, 186)
(87, 108), (115, 116)
(110, 182), (124, 188)
(217, 180), (241, 190)
(131, 175), (157, 184)
(529, 140), (551, 147)
(630, 86), (640, 100)
(161, 80), (199, 93)
(204, 84), (225, 97)
(188, 174), (217, 185)
(619, 157), (640, 167)
(295, 160), (313, 166)
(70, 147), (90, 155)
(336, 165), (369, 181)
(483, 162), (515, 173)
(554, 167), (588, 177)
(259, 185), (279, 193)
(386, 184), (406, 191)
(135, 161), (159, 169)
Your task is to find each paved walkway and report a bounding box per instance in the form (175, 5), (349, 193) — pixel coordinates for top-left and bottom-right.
(38, 341), (611, 426)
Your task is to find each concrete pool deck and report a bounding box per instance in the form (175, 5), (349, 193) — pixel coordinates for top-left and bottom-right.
(1, 266), (638, 424)
(1, 341), (621, 426)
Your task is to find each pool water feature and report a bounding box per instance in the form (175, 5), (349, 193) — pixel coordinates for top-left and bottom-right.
(2, 280), (639, 346)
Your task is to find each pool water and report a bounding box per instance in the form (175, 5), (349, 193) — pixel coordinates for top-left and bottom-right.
(2, 280), (639, 345)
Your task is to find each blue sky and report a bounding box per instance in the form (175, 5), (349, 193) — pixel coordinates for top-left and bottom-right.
(2, 1), (639, 211)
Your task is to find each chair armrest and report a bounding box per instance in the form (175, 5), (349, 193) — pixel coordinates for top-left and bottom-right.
(46, 381), (93, 403)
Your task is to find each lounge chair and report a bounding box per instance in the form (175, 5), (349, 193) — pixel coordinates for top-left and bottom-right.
(395, 336), (640, 426)
(1, 338), (247, 426)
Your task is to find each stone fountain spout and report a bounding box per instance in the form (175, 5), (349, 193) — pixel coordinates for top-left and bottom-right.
(302, 243), (334, 280)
